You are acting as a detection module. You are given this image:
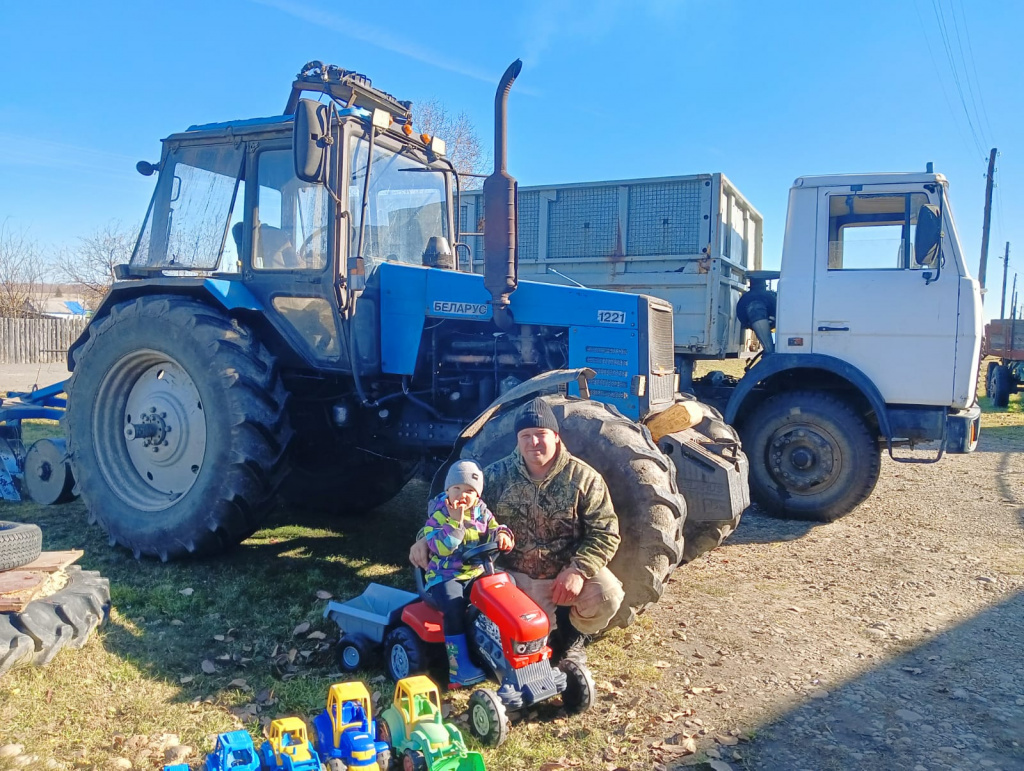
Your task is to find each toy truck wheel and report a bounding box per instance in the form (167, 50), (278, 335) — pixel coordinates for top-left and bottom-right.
(383, 627), (427, 681)
(401, 749), (427, 771)
(375, 748), (392, 771)
(990, 364), (1012, 408)
(558, 658), (596, 714)
(0, 520), (42, 571)
(64, 296), (292, 560)
(743, 390), (880, 522)
(467, 688), (509, 747)
(336, 633), (373, 672)
(453, 395), (686, 628)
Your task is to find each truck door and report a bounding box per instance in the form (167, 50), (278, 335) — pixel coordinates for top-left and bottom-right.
(810, 186), (960, 406)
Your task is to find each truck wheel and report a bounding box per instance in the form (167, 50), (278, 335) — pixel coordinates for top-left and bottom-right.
(743, 391), (880, 522)
(456, 395), (686, 628)
(0, 520), (42, 571)
(467, 688), (509, 747)
(558, 658), (596, 714)
(986, 361), (999, 397)
(990, 364), (1012, 408)
(336, 632), (373, 671)
(383, 626), (427, 681)
(402, 749), (427, 771)
(65, 296), (292, 559)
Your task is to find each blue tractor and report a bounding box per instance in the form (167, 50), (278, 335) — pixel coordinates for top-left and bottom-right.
(63, 60), (748, 625)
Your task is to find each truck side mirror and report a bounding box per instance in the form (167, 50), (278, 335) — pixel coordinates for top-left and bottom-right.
(914, 204), (941, 267)
(294, 98), (331, 184)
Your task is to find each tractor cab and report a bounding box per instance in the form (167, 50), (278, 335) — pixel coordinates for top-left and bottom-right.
(268, 718), (313, 763)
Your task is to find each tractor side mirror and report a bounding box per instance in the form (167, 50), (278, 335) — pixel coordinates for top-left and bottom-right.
(914, 204), (941, 267)
(294, 98), (331, 184)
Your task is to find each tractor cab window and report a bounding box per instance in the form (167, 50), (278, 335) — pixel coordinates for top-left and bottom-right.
(827, 192), (929, 270)
(253, 148), (330, 271)
(347, 135), (448, 273)
(132, 143), (244, 271)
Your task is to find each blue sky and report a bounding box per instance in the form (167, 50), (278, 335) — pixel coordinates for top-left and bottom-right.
(1, 1), (1021, 319)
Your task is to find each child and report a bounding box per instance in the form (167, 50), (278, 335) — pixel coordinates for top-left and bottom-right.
(420, 459), (514, 687)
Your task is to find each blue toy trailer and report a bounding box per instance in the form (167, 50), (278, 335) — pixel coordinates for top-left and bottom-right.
(323, 584), (418, 671)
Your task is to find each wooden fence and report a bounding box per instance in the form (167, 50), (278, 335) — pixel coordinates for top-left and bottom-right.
(0, 317), (88, 364)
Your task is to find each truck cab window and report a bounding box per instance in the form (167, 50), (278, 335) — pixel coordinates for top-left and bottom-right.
(253, 148), (330, 271)
(827, 193), (928, 270)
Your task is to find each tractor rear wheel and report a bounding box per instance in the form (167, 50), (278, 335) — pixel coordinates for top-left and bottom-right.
(65, 296), (292, 559)
(454, 395), (686, 629)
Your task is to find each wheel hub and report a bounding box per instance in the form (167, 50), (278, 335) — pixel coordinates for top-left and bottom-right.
(768, 426), (836, 492)
(471, 703), (492, 735)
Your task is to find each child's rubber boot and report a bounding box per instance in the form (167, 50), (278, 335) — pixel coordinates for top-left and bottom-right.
(445, 634), (487, 688)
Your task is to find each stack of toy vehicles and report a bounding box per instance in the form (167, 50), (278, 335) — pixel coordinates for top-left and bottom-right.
(312, 681), (391, 770)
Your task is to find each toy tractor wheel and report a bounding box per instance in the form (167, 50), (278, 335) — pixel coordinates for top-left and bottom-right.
(375, 747), (392, 771)
(64, 296), (292, 560)
(336, 632), (373, 672)
(383, 627), (427, 681)
(401, 749), (427, 771)
(451, 394), (686, 628)
(327, 760), (347, 771)
(558, 658), (596, 714)
(467, 688), (509, 747)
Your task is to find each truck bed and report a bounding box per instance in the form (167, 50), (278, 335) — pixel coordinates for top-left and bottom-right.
(983, 319), (1024, 360)
(460, 173), (762, 359)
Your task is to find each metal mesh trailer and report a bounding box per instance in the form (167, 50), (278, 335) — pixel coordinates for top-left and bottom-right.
(460, 173), (763, 359)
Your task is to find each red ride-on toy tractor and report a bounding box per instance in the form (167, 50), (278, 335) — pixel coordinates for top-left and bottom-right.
(332, 541), (596, 746)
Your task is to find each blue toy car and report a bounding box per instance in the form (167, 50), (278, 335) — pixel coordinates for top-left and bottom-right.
(163, 730), (259, 771)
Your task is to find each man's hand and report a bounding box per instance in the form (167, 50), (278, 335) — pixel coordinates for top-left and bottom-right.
(551, 566), (585, 606)
(409, 537), (430, 570)
(496, 531), (514, 552)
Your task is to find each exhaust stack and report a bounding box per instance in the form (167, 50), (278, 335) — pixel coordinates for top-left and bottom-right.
(482, 59), (523, 330)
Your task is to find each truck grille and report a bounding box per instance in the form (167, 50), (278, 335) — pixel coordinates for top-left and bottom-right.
(649, 303), (675, 405)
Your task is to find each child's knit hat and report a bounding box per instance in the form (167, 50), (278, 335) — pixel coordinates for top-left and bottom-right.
(444, 459), (484, 496)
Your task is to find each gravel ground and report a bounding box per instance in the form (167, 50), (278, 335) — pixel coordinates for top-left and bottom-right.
(0, 363), (70, 396)
(634, 427), (1024, 770)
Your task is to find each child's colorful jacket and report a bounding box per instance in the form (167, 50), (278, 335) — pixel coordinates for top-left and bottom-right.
(420, 492), (513, 588)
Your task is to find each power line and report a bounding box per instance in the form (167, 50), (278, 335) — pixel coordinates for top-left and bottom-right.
(946, 0), (990, 149)
(931, 0), (986, 157)
(952, 0), (996, 144)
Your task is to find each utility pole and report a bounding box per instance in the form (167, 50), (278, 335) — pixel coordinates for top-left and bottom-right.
(978, 147), (997, 291)
(1000, 242), (1011, 320)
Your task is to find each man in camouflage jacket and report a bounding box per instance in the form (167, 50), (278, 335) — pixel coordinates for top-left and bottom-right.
(412, 397), (624, 663)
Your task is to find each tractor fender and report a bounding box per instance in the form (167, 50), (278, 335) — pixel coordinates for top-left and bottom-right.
(724, 353), (892, 438)
(68, 278), (264, 370)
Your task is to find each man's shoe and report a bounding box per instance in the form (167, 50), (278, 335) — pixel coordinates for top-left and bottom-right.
(552, 607), (588, 664)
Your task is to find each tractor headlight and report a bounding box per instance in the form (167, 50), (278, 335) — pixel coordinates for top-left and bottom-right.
(512, 637), (547, 655)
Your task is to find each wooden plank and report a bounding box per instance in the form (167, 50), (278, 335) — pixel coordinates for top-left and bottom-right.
(0, 571), (45, 595)
(16, 549), (82, 573)
(644, 401), (704, 443)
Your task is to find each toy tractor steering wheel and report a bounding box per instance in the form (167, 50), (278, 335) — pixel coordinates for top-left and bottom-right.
(462, 540), (501, 574)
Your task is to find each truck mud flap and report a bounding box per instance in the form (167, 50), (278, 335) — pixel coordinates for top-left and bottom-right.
(659, 428), (749, 523)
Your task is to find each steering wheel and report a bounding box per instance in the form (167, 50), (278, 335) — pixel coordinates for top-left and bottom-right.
(296, 226), (327, 265)
(462, 540), (501, 566)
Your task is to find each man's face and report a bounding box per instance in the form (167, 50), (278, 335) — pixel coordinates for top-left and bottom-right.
(517, 427), (560, 470)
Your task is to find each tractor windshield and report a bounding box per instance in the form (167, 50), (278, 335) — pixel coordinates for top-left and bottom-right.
(347, 135), (448, 273)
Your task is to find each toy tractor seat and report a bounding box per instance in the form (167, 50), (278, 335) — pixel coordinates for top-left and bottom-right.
(338, 700), (366, 731)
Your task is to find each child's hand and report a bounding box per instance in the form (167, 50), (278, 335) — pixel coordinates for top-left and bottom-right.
(496, 531), (514, 552)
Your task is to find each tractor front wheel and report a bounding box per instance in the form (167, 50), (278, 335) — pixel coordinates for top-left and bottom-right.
(65, 296), (292, 559)
(558, 658), (596, 714)
(467, 688), (509, 747)
(402, 749), (427, 771)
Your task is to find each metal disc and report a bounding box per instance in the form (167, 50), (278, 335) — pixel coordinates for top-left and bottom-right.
(24, 438), (77, 505)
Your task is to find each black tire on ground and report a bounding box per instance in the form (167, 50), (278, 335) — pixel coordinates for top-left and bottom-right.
(990, 364), (1012, 408)
(670, 396), (749, 562)
(336, 632), (373, 672)
(4, 565), (110, 669)
(986, 361), (999, 397)
(0, 521), (42, 572)
(467, 688), (509, 747)
(0, 613), (35, 675)
(742, 391), (880, 522)
(456, 395), (686, 629)
(383, 626), (427, 681)
(558, 658), (596, 714)
(64, 296), (293, 560)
